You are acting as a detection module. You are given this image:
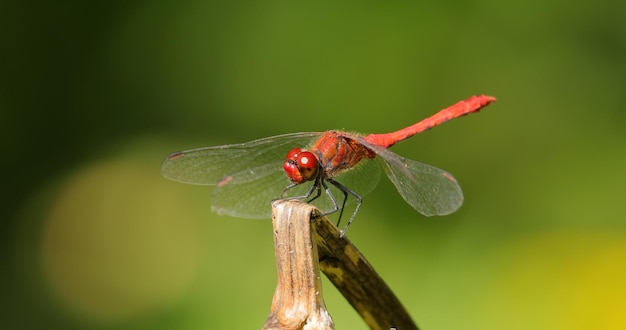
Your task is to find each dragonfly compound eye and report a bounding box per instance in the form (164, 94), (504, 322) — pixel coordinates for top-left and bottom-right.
(283, 159), (303, 184)
(284, 147), (305, 183)
(296, 151), (319, 181)
(282, 148), (319, 184)
(285, 147), (301, 161)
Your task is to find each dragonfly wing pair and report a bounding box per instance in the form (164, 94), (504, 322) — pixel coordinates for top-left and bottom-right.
(162, 132), (319, 218)
(162, 131), (463, 220)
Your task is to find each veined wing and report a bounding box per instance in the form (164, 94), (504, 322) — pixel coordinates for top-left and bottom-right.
(161, 132), (322, 185)
(162, 132), (322, 219)
(210, 162), (290, 218)
(209, 157), (381, 219)
(356, 137), (464, 216)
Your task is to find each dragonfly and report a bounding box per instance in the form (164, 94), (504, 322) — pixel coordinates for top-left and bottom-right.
(162, 95), (496, 233)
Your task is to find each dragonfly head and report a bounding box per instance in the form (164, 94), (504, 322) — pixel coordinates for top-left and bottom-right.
(283, 147), (319, 184)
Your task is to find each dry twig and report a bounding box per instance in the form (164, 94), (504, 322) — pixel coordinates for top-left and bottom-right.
(263, 200), (417, 330)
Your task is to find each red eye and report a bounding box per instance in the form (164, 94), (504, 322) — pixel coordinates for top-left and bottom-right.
(283, 148), (319, 183)
(284, 148), (303, 183)
(295, 151), (318, 181)
(285, 147), (301, 161)
(283, 160), (302, 183)
(297, 152), (316, 170)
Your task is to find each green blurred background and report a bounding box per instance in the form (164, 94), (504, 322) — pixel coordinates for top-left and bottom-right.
(2, 1), (625, 329)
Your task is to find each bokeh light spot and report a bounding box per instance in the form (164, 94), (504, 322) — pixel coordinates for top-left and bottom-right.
(40, 160), (201, 322)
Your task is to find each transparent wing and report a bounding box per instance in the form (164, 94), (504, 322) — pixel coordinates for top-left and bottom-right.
(161, 132), (322, 218)
(210, 162), (290, 218)
(212, 154), (382, 219)
(161, 132), (322, 185)
(355, 137), (463, 216)
(329, 156), (382, 200)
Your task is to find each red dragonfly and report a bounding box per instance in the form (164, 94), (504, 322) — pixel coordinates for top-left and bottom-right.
(162, 95), (496, 232)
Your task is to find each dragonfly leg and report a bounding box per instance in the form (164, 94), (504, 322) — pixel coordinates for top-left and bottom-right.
(319, 180), (347, 227)
(281, 176), (341, 223)
(319, 179), (340, 217)
(306, 177), (323, 203)
(280, 178), (321, 201)
(282, 176), (360, 237)
(326, 178), (362, 237)
(280, 183), (297, 199)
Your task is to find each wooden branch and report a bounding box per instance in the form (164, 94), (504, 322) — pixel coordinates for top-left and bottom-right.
(312, 210), (418, 330)
(263, 200), (334, 330)
(264, 200), (418, 330)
